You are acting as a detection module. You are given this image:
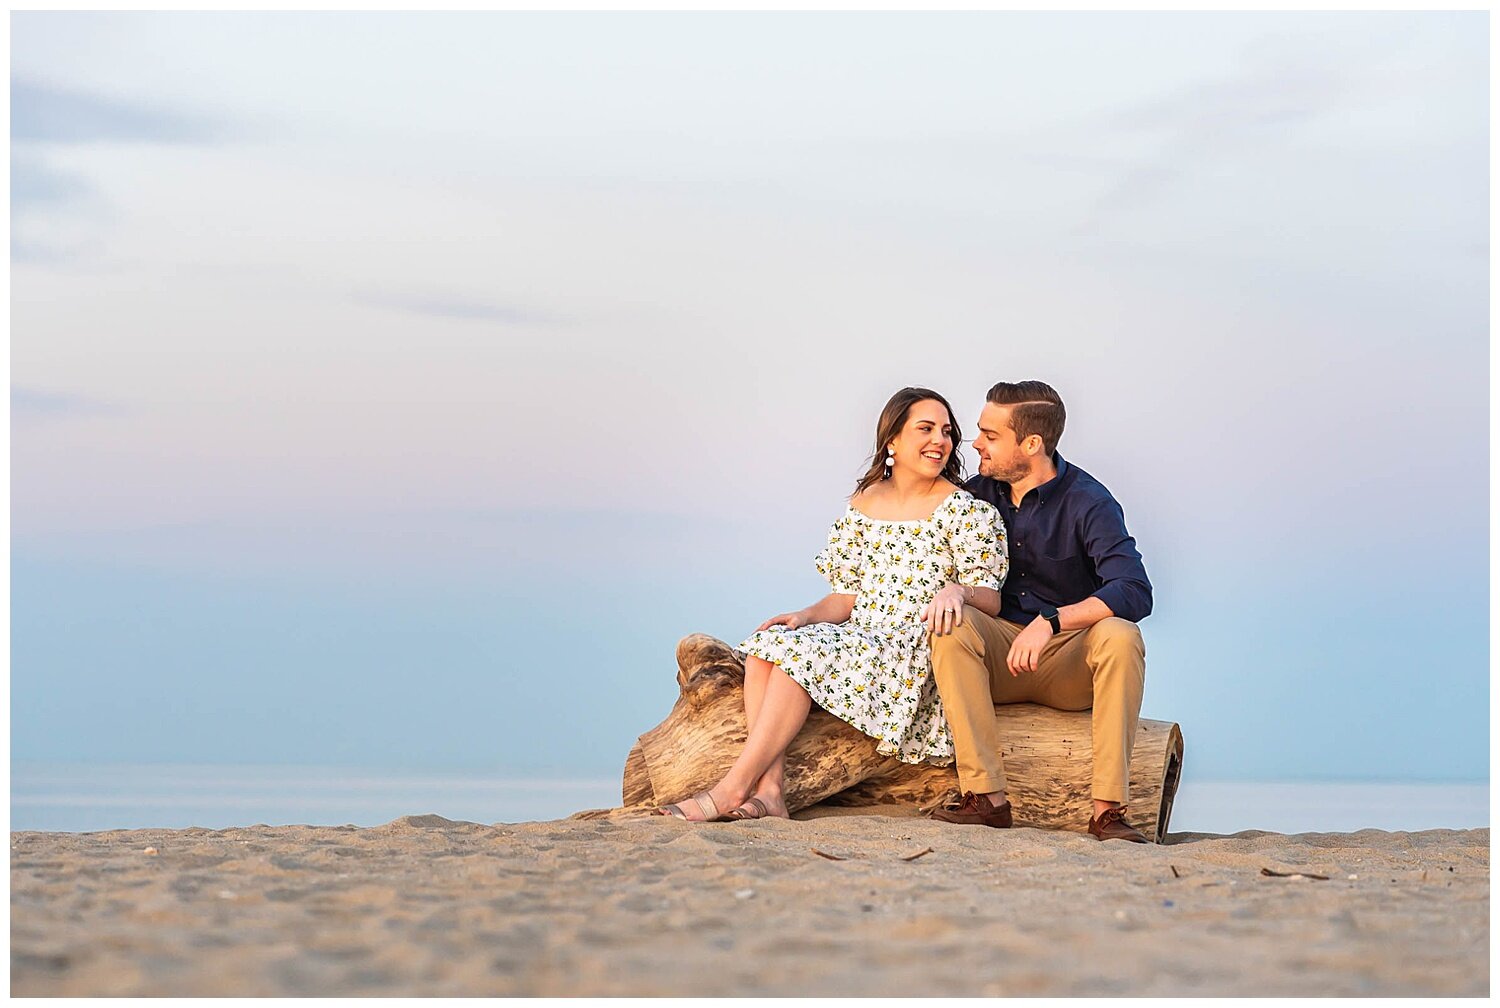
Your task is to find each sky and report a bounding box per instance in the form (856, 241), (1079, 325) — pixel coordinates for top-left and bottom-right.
(11, 12), (1488, 786)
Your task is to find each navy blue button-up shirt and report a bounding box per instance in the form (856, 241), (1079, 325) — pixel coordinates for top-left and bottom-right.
(964, 453), (1153, 625)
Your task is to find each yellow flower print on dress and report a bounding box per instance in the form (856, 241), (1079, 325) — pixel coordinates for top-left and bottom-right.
(737, 489), (1007, 765)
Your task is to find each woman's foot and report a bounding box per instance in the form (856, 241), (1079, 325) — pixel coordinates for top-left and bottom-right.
(654, 784), (747, 822)
(727, 791), (790, 821)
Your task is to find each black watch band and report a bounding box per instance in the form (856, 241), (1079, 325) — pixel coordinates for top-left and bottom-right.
(1039, 605), (1061, 634)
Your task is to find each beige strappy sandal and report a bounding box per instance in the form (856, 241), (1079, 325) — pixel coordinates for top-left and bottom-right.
(654, 791), (727, 822)
(725, 797), (771, 821)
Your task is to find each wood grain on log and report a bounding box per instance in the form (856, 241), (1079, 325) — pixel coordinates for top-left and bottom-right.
(585, 633), (1184, 843)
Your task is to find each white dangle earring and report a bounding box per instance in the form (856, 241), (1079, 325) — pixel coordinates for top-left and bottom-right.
(884, 447), (895, 477)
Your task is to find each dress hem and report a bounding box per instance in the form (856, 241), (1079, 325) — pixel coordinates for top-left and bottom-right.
(741, 637), (955, 766)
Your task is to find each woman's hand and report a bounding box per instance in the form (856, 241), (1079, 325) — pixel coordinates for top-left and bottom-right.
(922, 583), (969, 636)
(757, 610), (810, 632)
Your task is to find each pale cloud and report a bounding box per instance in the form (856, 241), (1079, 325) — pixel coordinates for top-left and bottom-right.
(11, 151), (89, 208)
(12, 78), (224, 261)
(11, 386), (121, 422)
(355, 292), (565, 327)
(1074, 51), (1351, 233)
(12, 78), (218, 144)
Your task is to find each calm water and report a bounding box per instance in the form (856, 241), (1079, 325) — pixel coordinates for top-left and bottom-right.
(10, 764), (620, 833)
(9, 763), (1489, 835)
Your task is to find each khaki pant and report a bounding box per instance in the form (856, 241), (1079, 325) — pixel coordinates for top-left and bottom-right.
(929, 607), (1146, 804)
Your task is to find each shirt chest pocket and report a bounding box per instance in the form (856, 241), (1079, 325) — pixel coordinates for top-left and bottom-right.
(1036, 549), (1093, 595)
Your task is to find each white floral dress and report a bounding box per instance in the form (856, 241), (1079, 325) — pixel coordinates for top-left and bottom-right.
(738, 489), (1008, 764)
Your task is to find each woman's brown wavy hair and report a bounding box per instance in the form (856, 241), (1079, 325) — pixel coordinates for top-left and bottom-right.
(853, 387), (966, 497)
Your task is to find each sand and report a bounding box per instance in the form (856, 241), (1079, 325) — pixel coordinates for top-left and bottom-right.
(11, 811), (1488, 996)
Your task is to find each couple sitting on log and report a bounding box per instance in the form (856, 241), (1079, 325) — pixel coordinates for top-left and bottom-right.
(655, 380), (1156, 843)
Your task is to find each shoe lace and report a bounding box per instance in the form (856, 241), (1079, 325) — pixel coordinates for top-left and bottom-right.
(943, 791), (981, 812)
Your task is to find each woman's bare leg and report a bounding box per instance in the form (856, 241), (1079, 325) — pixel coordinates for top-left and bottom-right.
(740, 656), (789, 816)
(669, 664), (811, 821)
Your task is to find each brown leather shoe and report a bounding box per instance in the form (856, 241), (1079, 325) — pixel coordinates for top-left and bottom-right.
(931, 791), (1012, 828)
(1088, 806), (1149, 843)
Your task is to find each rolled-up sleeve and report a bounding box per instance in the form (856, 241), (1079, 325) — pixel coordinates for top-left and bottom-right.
(1082, 498), (1153, 622)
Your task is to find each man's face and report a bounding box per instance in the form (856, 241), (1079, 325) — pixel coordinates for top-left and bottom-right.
(973, 403), (1031, 482)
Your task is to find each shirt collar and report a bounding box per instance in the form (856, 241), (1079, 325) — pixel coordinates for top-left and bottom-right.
(1036, 452), (1070, 504)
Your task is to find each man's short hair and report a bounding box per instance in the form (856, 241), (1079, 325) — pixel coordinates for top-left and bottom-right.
(986, 380), (1066, 456)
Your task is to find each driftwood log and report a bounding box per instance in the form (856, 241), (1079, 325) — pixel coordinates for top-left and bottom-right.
(579, 633), (1184, 843)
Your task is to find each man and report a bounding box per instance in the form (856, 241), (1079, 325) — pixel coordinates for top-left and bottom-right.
(928, 380), (1153, 842)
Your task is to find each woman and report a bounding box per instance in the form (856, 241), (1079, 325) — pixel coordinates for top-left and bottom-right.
(656, 387), (1008, 822)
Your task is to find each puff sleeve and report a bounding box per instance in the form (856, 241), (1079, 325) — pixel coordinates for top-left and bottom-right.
(813, 512), (864, 595)
(948, 497), (1008, 590)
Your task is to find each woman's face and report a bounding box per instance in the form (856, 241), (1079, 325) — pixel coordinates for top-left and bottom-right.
(889, 399), (954, 478)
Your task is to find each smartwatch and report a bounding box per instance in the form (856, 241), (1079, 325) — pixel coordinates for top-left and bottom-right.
(1038, 604), (1061, 635)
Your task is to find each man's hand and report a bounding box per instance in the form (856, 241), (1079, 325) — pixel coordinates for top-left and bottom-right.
(921, 583), (969, 636)
(1006, 617), (1055, 676)
(757, 610), (810, 632)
